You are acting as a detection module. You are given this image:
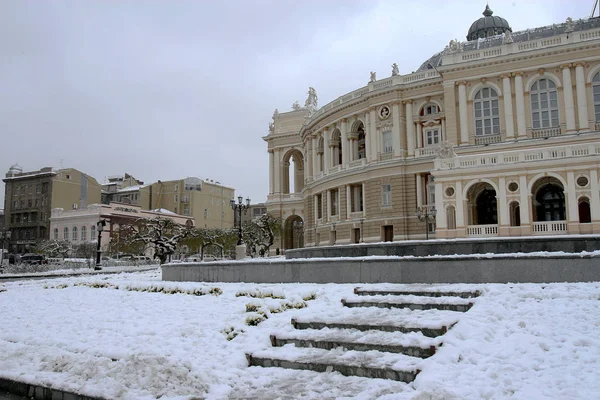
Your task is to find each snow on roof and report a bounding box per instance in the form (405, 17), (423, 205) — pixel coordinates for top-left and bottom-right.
(117, 185), (145, 193)
(152, 208), (177, 215)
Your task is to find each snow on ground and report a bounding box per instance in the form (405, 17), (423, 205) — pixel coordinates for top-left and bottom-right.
(1, 270), (599, 399)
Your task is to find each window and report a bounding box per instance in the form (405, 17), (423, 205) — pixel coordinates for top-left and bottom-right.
(81, 226), (87, 241)
(382, 131), (392, 153)
(63, 227), (69, 240)
(13, 200), (18, 209)
(425, 129), (441, 146)
(91, 225), (95, 239)
(474, 87), (500, 136)
(593, 72), (600, 123)
(174, 195), (178, 203)
(36, 184), (40, 193)
(72, 227), (78, 241)
(54, 228), (59, 240)
(184, 208), (189, 216)
(531, 78), (559, 129)
(331, 189), (338, 216)
(65, 174), (71, 180)
(204, 209), (208, 218)
(316, 194), (323, 219)
(425, 105), (438, 115)
(382, 184), (392, 206)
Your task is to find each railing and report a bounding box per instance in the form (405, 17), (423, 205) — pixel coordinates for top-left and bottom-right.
(348, 159), (367, 169)
(531, 127), (561, 139)
(435, 142), (600, 170)
(532, 221), (567, 234)
(379, 152), (393, 161)
(466, 224), (498, 237)
(280, 193), (303, 201)
(328, 165), (342, 174)
(350, 211), (364, 220)
(475, 135), (502, 145)
(415, 146), (439, 157)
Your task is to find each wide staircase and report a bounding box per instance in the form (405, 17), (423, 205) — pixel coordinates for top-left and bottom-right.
(246, 287), (480, 383)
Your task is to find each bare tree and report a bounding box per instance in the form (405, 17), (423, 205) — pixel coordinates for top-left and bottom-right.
(242, 214), (282, 256)
(35, 239), (71, 258)
(124, 217), (191, 264)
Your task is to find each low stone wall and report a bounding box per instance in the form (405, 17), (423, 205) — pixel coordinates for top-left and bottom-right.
(285, 236), (600, 259)
(161, 254), (600, 284)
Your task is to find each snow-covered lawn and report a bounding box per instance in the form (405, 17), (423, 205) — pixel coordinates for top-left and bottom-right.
(1, 270), (599, 399)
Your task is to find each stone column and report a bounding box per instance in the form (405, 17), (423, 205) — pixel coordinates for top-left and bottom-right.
(392, 103), (402, 157)
(457, 81), (469, 144)
(268, 150), (274, 194)
(340, 118), (348, 167)
(370, 109), (378, 161)
(575, 63), (589, 130)
(562, 65), (577, 132)
(590, 169), (600, 221)
(455, 181), (465, 229)
(435, 181), (446, 229)
(416, 174), (422, 207)
(405, 101), (415, 156)
(502, 75), (515, 139)
(312, 136), (318, 177)
(323, 128), (330, 175)
(441, 118), (446, 141)
(498, 177), (508, 226)
(519, 175), (530, 224)
(361, 182), (367, 217)
(566, 171), (578, 223)
(514, 73), (527, 138)
(346, 184), (352, 217)
(364, 112), (371, 162)
(305, 144), (312, 183)
(273, 149), (281, 194)
(416, 122), (422, 148)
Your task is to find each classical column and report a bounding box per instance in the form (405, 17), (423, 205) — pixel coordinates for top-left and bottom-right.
(590, 169), (600, 220)
(514, 73), (527, 138)
(326, 189), (332, 222)
(455, 181), (465, 228)
(416, 122), (422, 148)
(416, 174), (422, 207)
(405, 101), (415, 156)
(392, 103), (402, 157)
(364, 112), (371, 162)
(340, 118), (348, 166)
(575, 63), (589, 130)
(323, 128), (330, 174)
(346, 185), (352, 218)
(305, 144), (312, 182)
(311, 136), (318, 177)
(370, 109), (378, 161)
(566, 171), (578, 222)
(434, 181), (446, 229)
(361, 182), (367, 217)
(562, 65), (577, 132)
(457, 81), (469, 144)
(502, 75), (515, 139)
(498, 177), (508, 226)
(268, 150), (274, 194)
(519, 175), (530, 224)
(273, 149), (281, 194)
(441, 118), (446, 141)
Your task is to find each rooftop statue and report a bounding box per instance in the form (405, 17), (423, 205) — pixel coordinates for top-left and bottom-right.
(268, 121), (274, 134)
(292, 101), (302, 111)
(304, 87), (318, 115)
(369, 71), (376, 82)
(392, 63), (399, 76)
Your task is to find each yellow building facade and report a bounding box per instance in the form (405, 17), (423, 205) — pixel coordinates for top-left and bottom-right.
(265, 8), (600, 249)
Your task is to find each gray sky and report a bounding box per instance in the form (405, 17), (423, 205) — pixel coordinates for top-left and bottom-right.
(0, 0), (593, 206)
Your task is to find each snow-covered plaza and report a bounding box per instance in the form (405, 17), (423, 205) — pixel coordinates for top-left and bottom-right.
(1, 268), (599, 399)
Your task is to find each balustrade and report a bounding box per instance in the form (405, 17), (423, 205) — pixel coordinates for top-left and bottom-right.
(466, 224), (498, 237)
(532, 221), (567, 234)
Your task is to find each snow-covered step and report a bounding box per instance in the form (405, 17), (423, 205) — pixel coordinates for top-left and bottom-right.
(354, 287), (481, 298)
(341, 296), (473, 312)
(247, 346), (420, 382)
(270, 331), (437, 358)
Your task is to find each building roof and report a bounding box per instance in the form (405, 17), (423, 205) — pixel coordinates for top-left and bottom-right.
(467, 5), (511, 41)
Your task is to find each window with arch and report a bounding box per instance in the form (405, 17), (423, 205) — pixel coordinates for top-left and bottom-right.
(509, 201), (521, 227)
(446, 206), (456, 230)
(474, 87), (500, 136)
(81, 226), (87, 241)
(63, 227), (69, 241)
(90, 225), (95, 240)
(421, 104), (439, 116)
(531, 78), (559, 129)
(578, 197), (591, 223)
(593, 72), (600, 122)
(54, 228), (59, 240)
(72, 226), (78, 241)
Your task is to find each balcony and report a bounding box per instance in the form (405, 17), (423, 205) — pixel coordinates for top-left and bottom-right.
(532, 221), (567, 234)
(378, 152), (393, 161)
(466, 224), (498, 237)
(415, 146), (438, 158)
(531, 127), (561, 139)
(475, 135), (502, 145)
(348, 159), (366, 169)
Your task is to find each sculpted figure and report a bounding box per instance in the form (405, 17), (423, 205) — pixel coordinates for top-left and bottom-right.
(369, 71), (376, 82)
(392, 63), (399, 76)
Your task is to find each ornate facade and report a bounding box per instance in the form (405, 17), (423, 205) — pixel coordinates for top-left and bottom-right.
(264, 8), (600, 249)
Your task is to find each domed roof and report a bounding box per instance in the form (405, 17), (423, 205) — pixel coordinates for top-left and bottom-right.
(467, 5), (511, 41)
(7, 163), (22, 176)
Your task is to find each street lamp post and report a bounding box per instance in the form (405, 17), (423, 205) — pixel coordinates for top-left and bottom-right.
(416, 206), (437, 240)
(0, 230), (11, 271)
(332, 222), (336, 245)
(230, 196), (250, 258)
(95, 219), (106, 270)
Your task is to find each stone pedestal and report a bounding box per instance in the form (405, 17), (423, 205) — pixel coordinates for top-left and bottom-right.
(236, 244), (247, 260)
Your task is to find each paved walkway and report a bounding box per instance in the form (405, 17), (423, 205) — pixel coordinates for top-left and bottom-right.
(0, 265), (159, 282)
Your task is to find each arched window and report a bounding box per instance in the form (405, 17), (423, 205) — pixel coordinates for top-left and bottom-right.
(81, 226), (87, 241)
(53, 228), (59, 240)
(579, 197), (591, 223)
(531, 78), (559, 129)
(593, 72), (600, 123)
(535, 184), (565, 221)
(357, 127), (366, 159)
(72, 226), (78, 241)
(509, 201), (521, 227)
(90, 225), (95, 240)
(474, 88), (500, 136)
(446, 206), (456, 230)
(63, 227), (69, 240)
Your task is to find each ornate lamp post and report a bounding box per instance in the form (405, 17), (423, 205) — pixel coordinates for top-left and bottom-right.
(0, 230), (11, 270)
(416, 206), (437, 240)
(292, 220), (304, 248)
(230, 196), (250, 246)
(95, 219), (106, 270)
(359, 218), (364, 243)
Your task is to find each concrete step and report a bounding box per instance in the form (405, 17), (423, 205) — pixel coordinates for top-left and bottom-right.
(247, 347), (420, 382)
(291, 318), (451, 338)
(270, 334), (436, 358)
(354, 287), (480, 298)
(341, 298), (473, 312)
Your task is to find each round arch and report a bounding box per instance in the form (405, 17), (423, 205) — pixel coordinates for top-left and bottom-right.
(462, 178), (499, 198)
(527, 172), (567, 194)
(416, 99), (444, 114)
(524, 72), (562, 91)
(468, 81), (503, 100)
(349, 119), (365, 133)
(586, 64), (600, 83)
(281, 148), (305, 194)
(466, 182), (498, 225)
(283, 215), (304, 250)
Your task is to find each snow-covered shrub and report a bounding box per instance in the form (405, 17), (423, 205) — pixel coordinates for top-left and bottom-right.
(245, 313), (267, 326)
(221, 326), (245, 341)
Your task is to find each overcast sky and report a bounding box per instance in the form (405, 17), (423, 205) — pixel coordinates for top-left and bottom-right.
(0, 0), (593, 206)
